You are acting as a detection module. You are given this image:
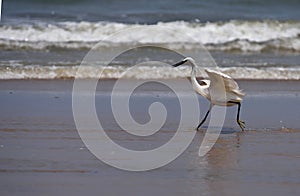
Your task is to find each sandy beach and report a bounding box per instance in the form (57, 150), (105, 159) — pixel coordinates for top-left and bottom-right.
(0, 79), (299, 195)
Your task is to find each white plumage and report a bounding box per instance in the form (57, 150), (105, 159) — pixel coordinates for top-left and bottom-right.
(203, 69), (245, 106)
(172, 57), (245, 131)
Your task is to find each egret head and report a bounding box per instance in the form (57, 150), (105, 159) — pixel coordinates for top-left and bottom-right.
(171, 57), (196, 67)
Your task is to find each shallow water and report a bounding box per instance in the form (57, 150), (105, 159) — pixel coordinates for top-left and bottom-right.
(0, 79), (300, 195)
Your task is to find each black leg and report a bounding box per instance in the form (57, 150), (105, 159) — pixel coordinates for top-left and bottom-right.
(237, 102), (241, 120)
(196, 104), (212, 131)
(236, 102), (245, 131)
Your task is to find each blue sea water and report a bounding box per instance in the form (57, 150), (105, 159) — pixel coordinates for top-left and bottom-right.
(0, 0), (300, 79)
(3, 0), (300, 23)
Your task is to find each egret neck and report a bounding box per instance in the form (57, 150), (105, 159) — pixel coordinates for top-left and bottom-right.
(190, 62), (210, 100)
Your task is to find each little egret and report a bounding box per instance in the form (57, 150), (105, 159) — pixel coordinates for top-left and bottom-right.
(172, 57), (245, 131)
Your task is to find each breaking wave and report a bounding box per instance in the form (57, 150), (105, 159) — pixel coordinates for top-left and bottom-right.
(1, 20), (300, 52)
(1, 65), (299, 80)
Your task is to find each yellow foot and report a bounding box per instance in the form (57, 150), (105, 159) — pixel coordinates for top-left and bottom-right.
(237, 120), (246, 131)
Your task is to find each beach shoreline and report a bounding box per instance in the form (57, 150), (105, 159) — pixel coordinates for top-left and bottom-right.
(1, 78), (300, 90)
(1, 78), (300, 130)
(0, 78), (300, 195)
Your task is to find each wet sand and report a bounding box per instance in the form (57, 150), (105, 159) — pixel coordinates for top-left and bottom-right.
(0, 79), (300, 195)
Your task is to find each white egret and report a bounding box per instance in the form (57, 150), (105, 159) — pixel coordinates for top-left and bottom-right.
(172, 57), (245, 131)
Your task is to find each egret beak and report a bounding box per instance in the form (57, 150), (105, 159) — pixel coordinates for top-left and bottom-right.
(171, 59), (187, 67)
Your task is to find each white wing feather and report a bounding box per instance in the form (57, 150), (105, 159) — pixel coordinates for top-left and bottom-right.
(205, 69), (245, 105)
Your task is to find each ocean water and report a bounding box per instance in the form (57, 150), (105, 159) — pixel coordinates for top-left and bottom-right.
(1, 0), (300, 79)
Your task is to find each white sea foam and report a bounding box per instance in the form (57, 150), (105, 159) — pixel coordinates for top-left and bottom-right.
(1, 65), (299, 80)
(0, 20), (300, 51)
(1, 20), (299, 80)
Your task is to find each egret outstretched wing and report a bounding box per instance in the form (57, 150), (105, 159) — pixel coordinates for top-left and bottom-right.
(205, 69), (244, 103)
